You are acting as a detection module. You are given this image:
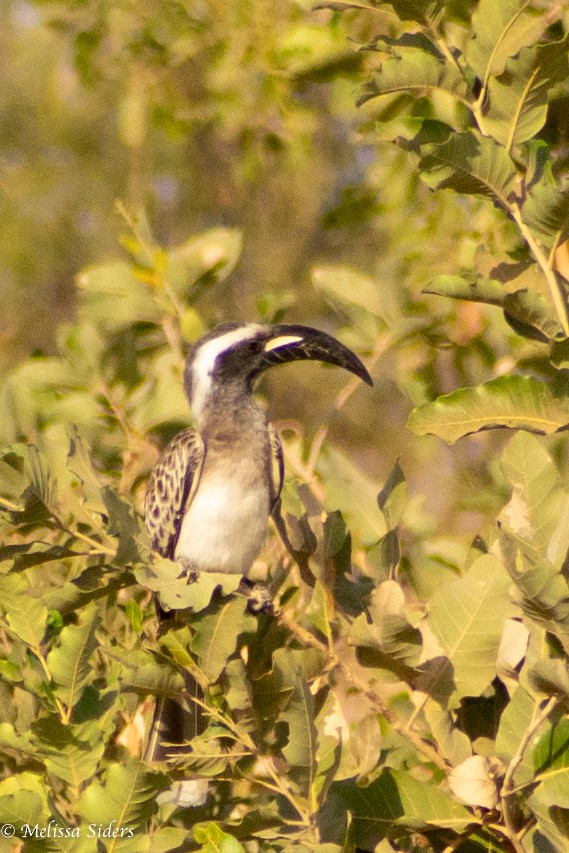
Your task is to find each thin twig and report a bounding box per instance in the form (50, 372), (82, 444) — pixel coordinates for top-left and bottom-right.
(500, 695), (558, 853)
(510, 202), (569, 336)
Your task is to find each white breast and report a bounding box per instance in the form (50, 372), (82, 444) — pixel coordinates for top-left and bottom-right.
(174, 467), (270, 575)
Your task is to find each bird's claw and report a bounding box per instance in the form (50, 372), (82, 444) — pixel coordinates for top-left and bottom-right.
(239, 579), (274, 614)
(177, 559), (198, 583)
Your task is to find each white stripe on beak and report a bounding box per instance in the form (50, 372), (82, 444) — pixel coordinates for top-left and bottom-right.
(264, 335), (303, 352)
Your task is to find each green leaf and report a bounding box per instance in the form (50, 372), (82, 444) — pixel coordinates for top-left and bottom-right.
(495, 686), (538, 784)
(281, 669), (318, 773)
(46, 604), (100, 708)
(526, 790), (569, 851)
(135, 559), (242, 612)
(317, 0), (443, 24)
(500, 551), (569, 648)
(377, 459), (407, 529)
(484, 39), (569, 150)
(375, 0), (443, 26)
(358, 33), (471, 108)
(528, 659), (569, 700)
(522, 153), (569, 247)
(66, 424), (108, 518)
(193, 822), (246, 853)
(423, 701), (471, 766)
(0, 542), (78, 573)
(465, 0), (549, 86)
(499, 431), (569, 566)
(533, 717), (569, 807)
(77, 261), (161, 332)
(338, 767), (471, 849)
(349, 581), (422, 666)
(191, 597), (255, 682)
(0, 722), (38, 757)
(408, 375), (569, 443)
(503, 288), (565, 342)
(427, 554), (517, 701)
(118, 651), (185, 698)
(103, 488), (142, 565)
(312, 264), (385, 319)
(318, 446), (387, 546)
(418, 129), (517, 209)
(32, 715), (104, 787)
(271, 648), (319, 773)
(165, 227), (243, 297)
(1, 444), (59, 529)
(76, 761), (168, 837)
(550, 338), (569, 370)
(424, 274), (505, 306)
(0, 776), (46, 833)
(0, 574), (48, 648)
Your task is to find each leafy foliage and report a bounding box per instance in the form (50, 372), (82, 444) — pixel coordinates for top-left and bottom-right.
(2, 1), (569, 852)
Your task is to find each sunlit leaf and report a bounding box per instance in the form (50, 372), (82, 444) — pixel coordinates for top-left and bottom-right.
(465, 0), (550, 85)
(76, 761), (168, 836)
(0, 574), (48, 649)
(522, 155), (569, 247)
(418, 130), (517, 209)
(349, 581), (422, 665)
(532, 717), (569, 807)
(32, 715), (104, 787)
(318, 446), (387, 545)
(77, 261), (161, 331)
(337, 767), (471, 849)
(408, 375), (569, 443)
(495, 685), (537, 783)
(193, 823), (245, 853)
(448, 755), (499, 809)
(312, 264), (385, 319)
(423, 701), (471, 766)
(191, 597), (255, 682)
(425, 274), (504, 306)
(165, 227), (243, 297)
(377, 459), (407, 529)
(484, 39), (569, 150)
(528, 659), (569, 701)
(0, 778), (45, 833)
(135, 558), (242, 612)
(496, 618), (529, 684)
(499, 431), (569, 566)
(503, 288), (565, 342)
(66, 425), (108, 517)
(47, 604), (100, 708)
(359, 33), (471, 108)
(427, 554), (517, 700)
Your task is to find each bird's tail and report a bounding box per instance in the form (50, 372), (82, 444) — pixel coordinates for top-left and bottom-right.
(145, 672), (204, 762)
(145, 673), (209, 807)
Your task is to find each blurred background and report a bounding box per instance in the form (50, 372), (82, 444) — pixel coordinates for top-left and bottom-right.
(0, 0), (526, 562)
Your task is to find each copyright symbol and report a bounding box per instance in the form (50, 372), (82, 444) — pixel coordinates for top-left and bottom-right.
(1, 825), (15, 837)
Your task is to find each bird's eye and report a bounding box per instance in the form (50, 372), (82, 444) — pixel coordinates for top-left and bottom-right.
(246, 340), (262, 354)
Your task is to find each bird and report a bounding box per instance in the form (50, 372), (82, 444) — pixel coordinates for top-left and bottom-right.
(143, 322), (372, 797)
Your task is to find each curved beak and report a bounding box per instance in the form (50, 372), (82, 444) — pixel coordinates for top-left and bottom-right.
(261, 324), (373, 386)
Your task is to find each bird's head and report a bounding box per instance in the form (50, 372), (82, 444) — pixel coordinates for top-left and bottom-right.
(184, 322), (372, 421)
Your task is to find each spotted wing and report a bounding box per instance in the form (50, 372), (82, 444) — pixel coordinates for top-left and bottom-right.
(144, 428), (205, 559)
(268, 424), (284, 512)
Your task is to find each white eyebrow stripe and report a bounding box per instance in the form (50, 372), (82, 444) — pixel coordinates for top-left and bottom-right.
(191, 324), (263, 420)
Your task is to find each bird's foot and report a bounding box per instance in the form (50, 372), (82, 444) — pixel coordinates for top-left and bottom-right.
(239, 579), (274, 614)
(177, 559), (198, 584)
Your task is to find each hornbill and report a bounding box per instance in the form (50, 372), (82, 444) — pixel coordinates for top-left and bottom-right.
(144, 322), (372, 800)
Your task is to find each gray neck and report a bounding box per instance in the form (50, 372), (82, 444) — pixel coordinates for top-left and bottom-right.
(197, 380), (267, 441)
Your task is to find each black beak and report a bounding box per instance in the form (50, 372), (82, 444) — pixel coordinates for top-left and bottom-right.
(261, 324), (373, 386)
